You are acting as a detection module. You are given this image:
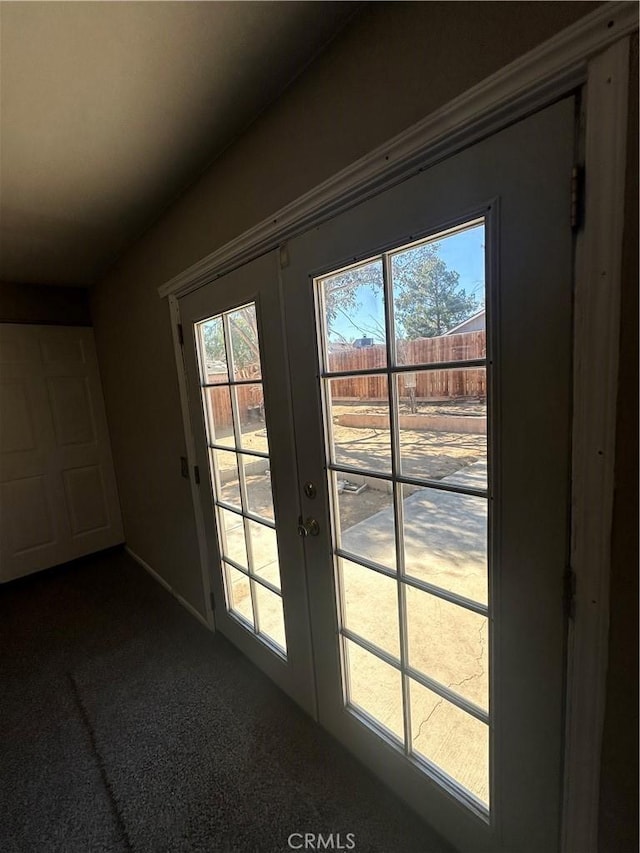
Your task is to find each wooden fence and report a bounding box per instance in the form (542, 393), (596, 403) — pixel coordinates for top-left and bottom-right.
(205, 331), (486, 428)
(205, 380), (264, 432)
(329, 331), (486, 401)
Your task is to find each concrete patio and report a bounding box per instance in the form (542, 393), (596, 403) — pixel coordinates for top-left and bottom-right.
(224, 460), (490, 805)
(338, 461), (488, 804)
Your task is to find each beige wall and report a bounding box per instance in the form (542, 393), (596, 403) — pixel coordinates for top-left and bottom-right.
(91, 3), (636, 846)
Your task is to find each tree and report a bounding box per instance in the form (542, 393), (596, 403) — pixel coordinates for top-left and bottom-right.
(322, 242), (479, 345)
(392, 242), (479, 339)
(201, 307), (260, 374)
(202, 243), (479, 365)
(322, 261), (385, 343)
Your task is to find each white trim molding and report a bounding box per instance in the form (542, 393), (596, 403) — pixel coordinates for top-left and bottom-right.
(125, 545), (213, 631)
(561, 37), (631, 853)
(158, 1), (637, 301)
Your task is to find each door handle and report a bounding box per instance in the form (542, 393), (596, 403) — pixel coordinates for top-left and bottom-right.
(297, 515), (320, 537)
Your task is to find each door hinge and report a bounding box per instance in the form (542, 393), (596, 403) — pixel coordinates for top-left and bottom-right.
(209, 591), (216, 612)
(180, 456), (189, 479)
(564, 568), (577, 620)
(177, 323), (184, 346)
(193, 465), (200, 485)
(279, 242), (290, 269)
(570, 165), (585, 231)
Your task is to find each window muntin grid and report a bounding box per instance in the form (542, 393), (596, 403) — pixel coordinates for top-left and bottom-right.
(195, 302), (286, 657)
(315, 218), (490, 812)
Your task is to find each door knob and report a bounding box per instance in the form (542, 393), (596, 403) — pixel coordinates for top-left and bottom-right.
(297, 515), (320, 537)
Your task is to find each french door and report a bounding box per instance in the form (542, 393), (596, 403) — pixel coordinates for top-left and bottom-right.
(181, 97), (575, 853)
(180, 253), (316, 715)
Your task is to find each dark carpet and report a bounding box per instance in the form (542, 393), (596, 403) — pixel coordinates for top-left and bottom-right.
(0, 548), (452, 853)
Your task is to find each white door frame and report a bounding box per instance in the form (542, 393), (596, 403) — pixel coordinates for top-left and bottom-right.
(159, 4), (636, 850)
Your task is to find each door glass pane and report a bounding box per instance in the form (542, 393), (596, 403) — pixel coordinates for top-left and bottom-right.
(199, 315), (229, 383)
(315, 217), (490, 813)
(247, 520), (281, 590)
(326, 375), (391, 474)
(402, 484), (488, 604)
(211, 449), (241, 509)
(225, 565), (253, 627)
(242, 455), (274, 521)
(391, 221), (485, 366)
(395, 369), (487, 486)
(195, 302), (285, 659)
(345, 639), (403, 742)
(340, 558), (400, 659)
(255, 583), (287, 653)
(203, 385), (234, 446)
(227, 304), (262, 381)
(219, 508), (248, 569)
(406, 585), (488, 711)
(317, 259), (387, 373)
(236, 383), (269, 453)
(332, 472), (396, 571)
(410, 677), (489, 806)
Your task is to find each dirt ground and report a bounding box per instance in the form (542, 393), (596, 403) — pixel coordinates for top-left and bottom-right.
(330, 400), (485, 527)
(214, 401), (485, 529)
(334, 400), (486, 418)
(336, 487), (391, 530)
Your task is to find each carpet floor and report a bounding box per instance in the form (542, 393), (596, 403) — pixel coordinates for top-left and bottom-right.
(0, 548), (453, 853)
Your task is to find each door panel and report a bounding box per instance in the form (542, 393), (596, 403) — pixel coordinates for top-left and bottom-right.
(0, 324), (124, 581)
(313, 218), (491, 816)
(281, 97), (575, 852)
(179, 252), (316, 716)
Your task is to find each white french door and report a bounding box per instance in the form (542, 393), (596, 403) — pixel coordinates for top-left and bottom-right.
(181, 97), (575, 853)
(179, 253), (316, 715)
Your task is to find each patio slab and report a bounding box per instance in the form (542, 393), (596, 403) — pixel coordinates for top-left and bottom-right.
(225, 460), (490, 805)
(339, 461), (489, 803)
(341, 462), (488, 603)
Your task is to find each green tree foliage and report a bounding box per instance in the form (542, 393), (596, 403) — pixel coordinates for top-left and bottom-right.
(323, 260), (385, 343)
(201, 317), (224, 364)
(201, 243), (479, 368)
(323, 242), (480, 343)
(201, 307), (260, 373)
(392, 242), (479, 339)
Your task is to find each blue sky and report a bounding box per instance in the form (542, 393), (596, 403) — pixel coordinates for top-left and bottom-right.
(328, 222), (485, 343)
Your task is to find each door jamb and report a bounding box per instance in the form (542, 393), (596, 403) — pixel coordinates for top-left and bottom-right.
(168, 293), (216, 630)
(561, 37), (630, 853)
(161, 6), (636, 849)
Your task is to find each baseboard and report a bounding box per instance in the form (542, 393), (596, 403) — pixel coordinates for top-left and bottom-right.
(124, 545), (213, 631)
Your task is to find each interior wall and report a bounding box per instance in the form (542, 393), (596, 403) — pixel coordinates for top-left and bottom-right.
(0, 281), (91, 325)
(91, 0), (600, 617)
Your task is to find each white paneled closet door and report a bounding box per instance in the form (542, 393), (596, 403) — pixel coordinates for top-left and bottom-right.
(0, 324), (123, 582)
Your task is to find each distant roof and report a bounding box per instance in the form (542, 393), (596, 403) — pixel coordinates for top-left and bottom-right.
(446, 309), (486, 335)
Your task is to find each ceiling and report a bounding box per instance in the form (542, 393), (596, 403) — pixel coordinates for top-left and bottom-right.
(0, 1), (362, 287)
